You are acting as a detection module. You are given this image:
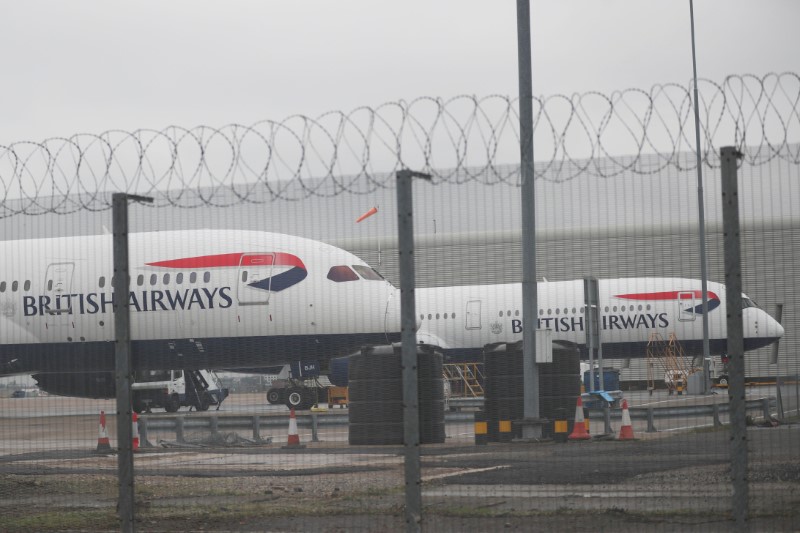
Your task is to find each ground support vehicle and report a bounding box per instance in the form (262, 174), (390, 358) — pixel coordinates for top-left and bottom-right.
(132, 369), (228, 413)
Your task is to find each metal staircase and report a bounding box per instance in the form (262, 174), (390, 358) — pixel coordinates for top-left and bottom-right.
(443, 362), (485, 398)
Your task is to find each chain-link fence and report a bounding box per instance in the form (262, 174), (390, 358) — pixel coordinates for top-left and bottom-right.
(0, 74), (798, 531)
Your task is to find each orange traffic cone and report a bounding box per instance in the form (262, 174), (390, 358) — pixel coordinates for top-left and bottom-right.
(132, 412), (140, 451)
(618, 399), (635, 440)
(95, 410), (111, 452)
(568, 396), (592, 441)
(282, 408), (306, 449)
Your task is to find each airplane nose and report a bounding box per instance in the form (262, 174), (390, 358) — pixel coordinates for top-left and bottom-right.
(762, 309), (784, 340)
(775, 319), (785, 339)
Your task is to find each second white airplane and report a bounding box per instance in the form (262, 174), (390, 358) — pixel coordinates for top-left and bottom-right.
(413, 278), (783, 361)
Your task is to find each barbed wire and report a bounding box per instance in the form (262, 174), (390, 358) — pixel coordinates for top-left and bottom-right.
(0, 72), (798, 216)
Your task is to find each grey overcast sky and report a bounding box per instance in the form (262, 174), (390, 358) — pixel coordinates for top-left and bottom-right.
(1, 1), (797, 145)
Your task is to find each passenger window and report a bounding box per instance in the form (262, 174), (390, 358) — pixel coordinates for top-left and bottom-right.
(0, 281), (5, 292)
(150, 274), (157, 286)
(163, 273), (170, 285)
(327, 265), (359, 282)
(12, 281), (18, 292)
(137, 275), (144, 286)
(99, 276), (105, 288)
(24, 280), (30, 291)
(352, 265), (384, 280)
(48, 280), (53, 291)
(190, 272), (197, 284)
(176, 273), (184, 285)
(242, 271), (248, 282)
(204, 272), (211, 283)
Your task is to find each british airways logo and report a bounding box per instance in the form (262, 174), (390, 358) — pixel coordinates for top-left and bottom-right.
(146, 252), (308, 292)
(614, 290), (721, 315)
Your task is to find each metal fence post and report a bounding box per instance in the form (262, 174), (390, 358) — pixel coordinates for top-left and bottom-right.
(112, 193), (152, 532)
(175, 417), (185, 444)
(646, 408), (657, 433)
(517, 0), (542, 439)
(253, 416), (261, 442)
(311, 412), (320, 442)
(721, 147), (748, 530)
(761, 398), (771, 421)
(397, 169), (431, 533)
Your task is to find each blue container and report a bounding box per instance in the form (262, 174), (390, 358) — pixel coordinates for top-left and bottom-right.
(329, 355), (350, 387)
(583, 368), (620, 391)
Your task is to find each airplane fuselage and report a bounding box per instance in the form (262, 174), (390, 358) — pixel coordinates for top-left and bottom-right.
(0, 230), (398, 375)
(413, 278), (783, 361)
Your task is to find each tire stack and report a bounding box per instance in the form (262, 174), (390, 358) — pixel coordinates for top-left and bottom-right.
(538, 342), (581, 438)
(483, 342), (524, 441)
(348, 344), (446, 445)
(482, 340), (581, 441)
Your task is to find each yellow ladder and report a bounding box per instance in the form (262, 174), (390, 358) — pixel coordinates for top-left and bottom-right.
(443, 362), (485, 398)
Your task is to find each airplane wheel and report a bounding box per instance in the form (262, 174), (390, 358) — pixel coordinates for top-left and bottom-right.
(286, 388), (314, 410)
(164, 395), (180, 413)
(267, 388), (283, 404)
(717, 375), (729, 386)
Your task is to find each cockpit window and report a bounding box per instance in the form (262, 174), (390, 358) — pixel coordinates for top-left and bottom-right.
(327, 265), (359, 282)
(352, 265), (384, 281)
(742, 297), (759, 309)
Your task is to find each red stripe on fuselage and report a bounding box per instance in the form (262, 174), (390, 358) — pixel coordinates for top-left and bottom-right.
(146, 253), (305, 269)
(615, 290), (719, 301)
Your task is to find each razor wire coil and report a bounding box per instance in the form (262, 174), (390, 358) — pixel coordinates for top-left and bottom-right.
(1, 72), (798, 216)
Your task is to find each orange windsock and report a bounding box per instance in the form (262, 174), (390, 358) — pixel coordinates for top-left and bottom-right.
(356, 206), (378, 223)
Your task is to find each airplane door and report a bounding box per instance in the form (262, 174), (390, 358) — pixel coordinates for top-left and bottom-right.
(45, 262), (75, 327)
(677, 291), (696, 322)
(466, 300), (481, 330)
(237, 253), (275, 305)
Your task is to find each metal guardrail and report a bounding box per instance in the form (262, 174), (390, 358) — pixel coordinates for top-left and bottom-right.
(138, 410), (476, 446)
(138, 397), (777, 444)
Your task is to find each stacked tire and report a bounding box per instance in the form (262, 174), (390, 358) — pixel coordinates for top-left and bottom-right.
(482, 341), (580, 441)
(348, 344), (446, 445)
(483, 342), (525, 441)
(538, 342), (581, 438)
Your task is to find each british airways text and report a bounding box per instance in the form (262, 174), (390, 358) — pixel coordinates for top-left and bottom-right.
(511, 312), (669, 333)
(23, 287), (234, 316)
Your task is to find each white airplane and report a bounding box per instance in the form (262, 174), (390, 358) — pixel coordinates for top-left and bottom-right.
(414, 278), (784, 361)
(0, 229), (784, 400)
(0, 229), (399, 398)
